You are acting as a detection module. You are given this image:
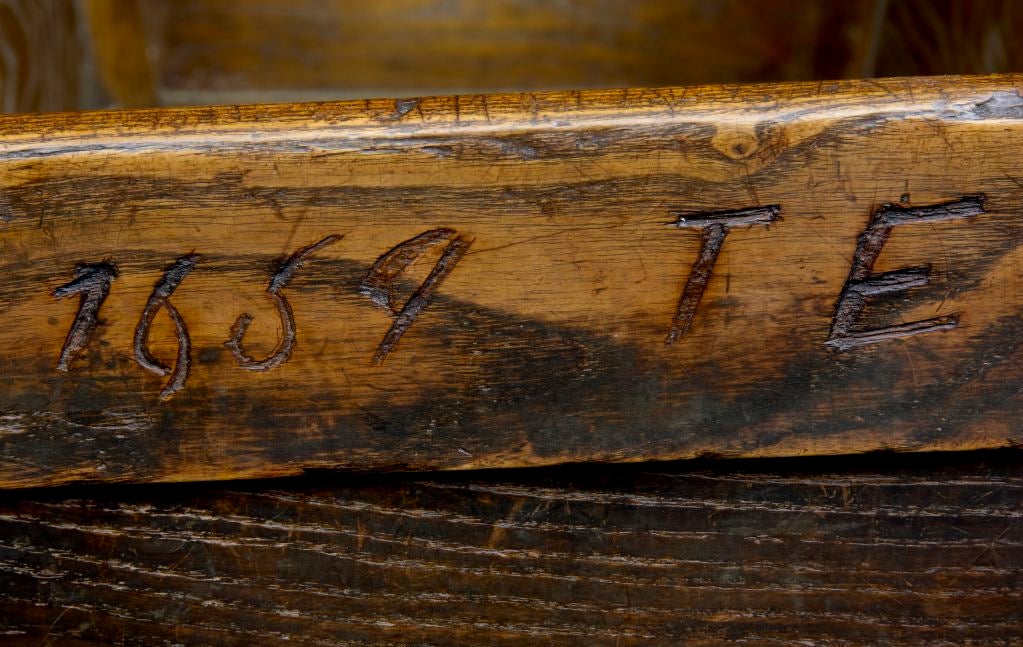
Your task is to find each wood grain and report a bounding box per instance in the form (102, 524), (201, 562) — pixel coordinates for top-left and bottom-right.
(0, 451), (1020, 644)
(2, 75), (1023, 488)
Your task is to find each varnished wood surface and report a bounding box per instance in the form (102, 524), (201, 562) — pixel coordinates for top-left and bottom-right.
(0, 450), (1020, 645)
(3, 75), (1023, 488)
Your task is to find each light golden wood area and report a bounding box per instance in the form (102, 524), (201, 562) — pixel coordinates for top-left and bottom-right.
(1, 75), (1023, 488)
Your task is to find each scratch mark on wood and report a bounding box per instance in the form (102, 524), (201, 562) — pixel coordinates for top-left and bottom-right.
(226, 234), (342, 371)
(394, 98), (419, 119)
(52, 262), (118, 371)
(133, 254), (198, 399)
(666, 205), (780, 345)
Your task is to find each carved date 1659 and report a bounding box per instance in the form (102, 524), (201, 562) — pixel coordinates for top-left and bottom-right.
(53, 196), (984, 400)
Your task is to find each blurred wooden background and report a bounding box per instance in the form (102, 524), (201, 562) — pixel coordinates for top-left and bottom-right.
(3, 0), (1023, 113)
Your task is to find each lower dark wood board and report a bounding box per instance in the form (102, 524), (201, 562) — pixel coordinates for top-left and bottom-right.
(0, 450), (1021, 645)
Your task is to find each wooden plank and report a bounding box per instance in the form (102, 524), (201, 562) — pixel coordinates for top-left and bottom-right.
(2, 75), (1023, 488)
(0, 451), (1020, 644)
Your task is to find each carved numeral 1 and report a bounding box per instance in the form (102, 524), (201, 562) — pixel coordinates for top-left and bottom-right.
(826, 196), (984, 350)
(360, 229), (473, 363)
(53, 262), (118, 371)
(666, 205), (781, 345)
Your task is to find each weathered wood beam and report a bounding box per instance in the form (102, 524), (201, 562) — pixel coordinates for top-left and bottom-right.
(2, 75), (1023, 487)
(0, 452), (1020, 644)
